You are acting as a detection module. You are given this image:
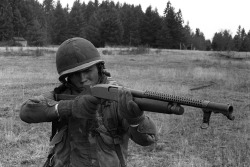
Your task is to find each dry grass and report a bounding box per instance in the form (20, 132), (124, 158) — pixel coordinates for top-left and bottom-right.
(0, 47), (249, 166)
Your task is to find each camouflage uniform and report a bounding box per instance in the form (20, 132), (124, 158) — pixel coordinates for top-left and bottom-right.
(20, 38), (158, 167)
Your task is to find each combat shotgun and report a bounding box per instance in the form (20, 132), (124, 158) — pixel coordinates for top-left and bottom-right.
(56, 84), (234, 128)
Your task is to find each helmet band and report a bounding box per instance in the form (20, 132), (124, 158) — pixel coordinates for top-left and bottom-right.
(59, 59), (104, 77)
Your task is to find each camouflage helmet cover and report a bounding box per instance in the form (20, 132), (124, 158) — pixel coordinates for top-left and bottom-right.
(56, 37), (104, 81)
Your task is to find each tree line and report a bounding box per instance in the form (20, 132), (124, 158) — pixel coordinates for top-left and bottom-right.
(1, 0), (250, 51)
(212, 26), (250, 52)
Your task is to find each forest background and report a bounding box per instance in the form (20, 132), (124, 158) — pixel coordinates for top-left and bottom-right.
(1, 0), (250, 51)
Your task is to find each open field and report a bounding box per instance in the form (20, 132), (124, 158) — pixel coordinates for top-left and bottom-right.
(0, 47), (249, 167)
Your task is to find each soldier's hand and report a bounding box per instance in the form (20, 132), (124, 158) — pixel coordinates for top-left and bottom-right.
(118, 88), (145, 125)
(58, 95), (100, 119)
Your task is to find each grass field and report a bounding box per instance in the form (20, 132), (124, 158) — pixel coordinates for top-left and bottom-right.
(0, 47), (249, 167)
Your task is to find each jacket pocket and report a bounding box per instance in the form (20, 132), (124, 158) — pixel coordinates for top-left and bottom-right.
(50, 126), (67, 146)
(43, 126), (69, 167)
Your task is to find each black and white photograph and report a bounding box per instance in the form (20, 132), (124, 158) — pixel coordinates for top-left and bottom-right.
(0, 0), (249, 166)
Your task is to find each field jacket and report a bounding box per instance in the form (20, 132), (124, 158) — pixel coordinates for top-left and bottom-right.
(20, 77), (158, 167)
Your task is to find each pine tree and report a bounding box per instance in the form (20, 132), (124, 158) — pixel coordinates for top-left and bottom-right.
(23, 0), (47, 46)
(17, 0), (33, 29)
(9, 0), (25, 37)
(157, 23), (171, 48)
(157, 1), (174, 48)
(222, 30), (234, 51)
(128, 5), (143, 46)
(52, 0), (68, 44)
(85, 1), (97, 23)
(26, 18), (47, 46)
(43, 0), (55, 44)
(94, 0), (99, 8)
(119, 3), (132, 45)
(0, 0), (14, 41)
(140, 6), (162, 47)
(182, 22), (193, 48)
(85, 13), (103, 47)
(157, 1), (184, 49)
(133, 5), (145, 46)
(99, 8), (123, 45)
(192, 28), (206, 50)
(205, 40), (211, 51)
(119, 3), (143, 46)
(240, 28), (249, 51)
(95, 1), (123, 46)
(242, 31), (250, 51)
(211, 32), (220, 51)
(67, 0), (86, 38)
(233, 25), (242, 51)
(175, 9), (185, 44)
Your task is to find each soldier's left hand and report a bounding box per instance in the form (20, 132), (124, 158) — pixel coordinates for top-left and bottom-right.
(118, 88), (145, 126)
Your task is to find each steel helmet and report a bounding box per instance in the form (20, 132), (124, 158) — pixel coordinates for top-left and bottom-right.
(56, 37), (104, 81)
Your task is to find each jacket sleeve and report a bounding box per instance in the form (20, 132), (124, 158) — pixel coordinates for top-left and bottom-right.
(20, 91), (59, 123)
(125, 115), (158, 146)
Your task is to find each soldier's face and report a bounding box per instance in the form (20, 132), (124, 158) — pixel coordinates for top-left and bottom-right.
(69, 65), (99, 89)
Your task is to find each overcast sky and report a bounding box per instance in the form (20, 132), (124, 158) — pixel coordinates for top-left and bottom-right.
(40, 0), (250, 40)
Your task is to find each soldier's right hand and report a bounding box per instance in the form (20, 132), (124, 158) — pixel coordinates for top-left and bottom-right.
(58, 95), (101, 119)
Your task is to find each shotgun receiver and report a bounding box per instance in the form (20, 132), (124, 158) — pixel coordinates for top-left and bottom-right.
(58, 84), (234, 128)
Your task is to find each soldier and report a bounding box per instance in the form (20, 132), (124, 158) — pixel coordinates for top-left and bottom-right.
(20, 37), (158, 167)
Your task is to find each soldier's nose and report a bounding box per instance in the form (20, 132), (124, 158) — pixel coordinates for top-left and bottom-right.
(79, 72), (88, 82)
